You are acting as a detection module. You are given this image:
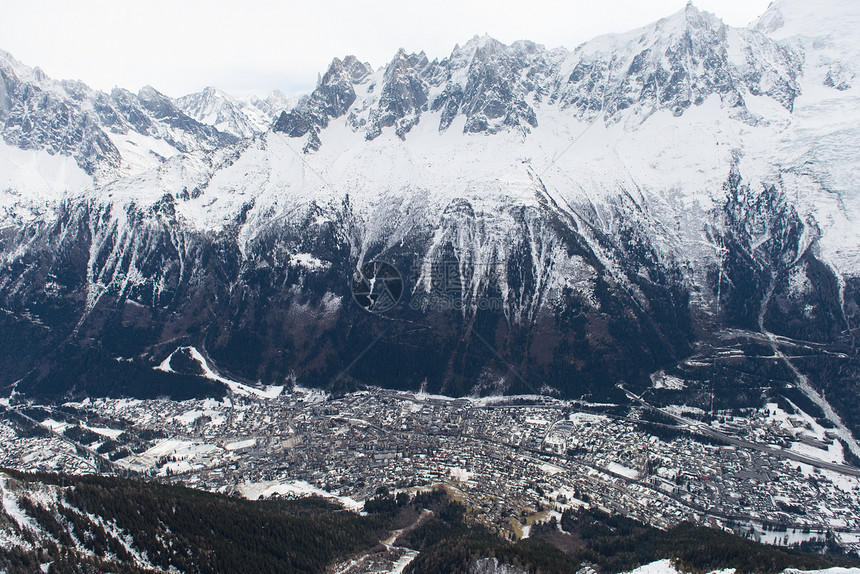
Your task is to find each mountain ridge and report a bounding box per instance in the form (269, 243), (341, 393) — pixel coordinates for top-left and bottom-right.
(0, 1), (859, 453)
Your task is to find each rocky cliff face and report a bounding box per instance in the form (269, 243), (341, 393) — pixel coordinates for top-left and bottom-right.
(273, 56), (373, 151)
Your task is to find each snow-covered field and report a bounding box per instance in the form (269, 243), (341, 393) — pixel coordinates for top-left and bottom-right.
(236, 479), (363, 512)
(116, 438), (221, 475)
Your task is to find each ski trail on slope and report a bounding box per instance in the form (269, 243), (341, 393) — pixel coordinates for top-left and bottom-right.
(759, 272), (860, 459)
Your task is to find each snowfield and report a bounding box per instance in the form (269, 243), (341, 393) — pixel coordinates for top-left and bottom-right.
(236, 479), (364, 512)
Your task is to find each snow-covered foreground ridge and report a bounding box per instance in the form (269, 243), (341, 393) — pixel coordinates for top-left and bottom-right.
(0, 0), (859, 443)
(2, 470), (857, 573)
(626, 560), (860, 574)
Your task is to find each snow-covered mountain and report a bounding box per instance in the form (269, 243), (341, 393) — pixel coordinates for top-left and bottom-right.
(0, 49), (237, 186)
(1, 1), (859, 445)
(176, 86), (294, 138)
(274, 4), (801, 146)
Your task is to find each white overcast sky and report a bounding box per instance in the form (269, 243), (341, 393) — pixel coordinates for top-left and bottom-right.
(2, 0), (773, 99)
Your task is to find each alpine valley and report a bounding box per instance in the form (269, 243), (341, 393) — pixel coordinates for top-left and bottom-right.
(2, 1), (860, 572)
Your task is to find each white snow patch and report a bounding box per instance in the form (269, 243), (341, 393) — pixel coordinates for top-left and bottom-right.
(290, 252), (331, 272)
(0, 140), (91, 226)
(225, 438), (257, 451)
(449, 467), (474, 482)
(390, 550), (420, 574)
(40, 418), (70, 433)
(625, 558), (681, 574)
(156, 346), (283, 398)
(606, 462), (639, 480)
(82, 424), (124, 439)
(0, 476), (40, 534)
(237, 480), (363, 511)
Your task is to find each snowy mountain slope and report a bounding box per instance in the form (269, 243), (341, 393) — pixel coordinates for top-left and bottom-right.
(552, 3), (800, 122)
(176, 86), (294, 138)
(0, 49), (237, 188)
(0, 2), (859, 442)
(0, 139), (91, 226)
(750, 0), (860, 274)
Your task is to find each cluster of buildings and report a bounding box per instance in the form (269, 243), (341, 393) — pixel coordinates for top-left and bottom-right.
(0, 388), (858, 552)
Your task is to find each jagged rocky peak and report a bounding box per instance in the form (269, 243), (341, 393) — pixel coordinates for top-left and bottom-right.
(176, 85), (228, 118)
(245, 89), (295, 124)
(0, 48), (47, 86)
(363, 49), (431, 140)
(554, 1), (800, 121)
(275, 35), (561, 147)
(273, 4), (807, 152)
(442, 34), (545, 70)
(441, 36), (547, 135)
(386, 48), (431, 75)
(0, 54), (122, 175)
(126, 84), (237, 153)
(318, 55), (369, 113)
(657, 1), (724, 36)
(461, 34), (507, 61)
(137, 84), (175, 115)
(106, 86), (155, 133)
(176, 85), (279, 138)
(257, 88), (287, 110)
(339, 54), (373, 83)
(272, 54), (371, 149)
